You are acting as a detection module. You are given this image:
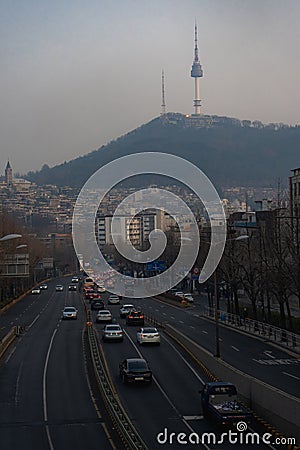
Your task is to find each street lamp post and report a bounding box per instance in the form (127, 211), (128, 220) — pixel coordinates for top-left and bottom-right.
(206, 234), (249, 358)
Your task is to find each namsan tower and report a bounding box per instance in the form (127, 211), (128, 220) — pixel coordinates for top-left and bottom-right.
(190, 23), (203, 116)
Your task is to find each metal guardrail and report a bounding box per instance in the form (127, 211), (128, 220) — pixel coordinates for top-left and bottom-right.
(83, 299), (148, 450)
(0, 326), (17, 359)
(203, 307), (300, 349)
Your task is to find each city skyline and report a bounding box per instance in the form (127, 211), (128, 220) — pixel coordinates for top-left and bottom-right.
(1, 0), (300, 173)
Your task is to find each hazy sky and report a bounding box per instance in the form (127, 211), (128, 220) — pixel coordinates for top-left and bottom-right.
(1, 0), (300, 174)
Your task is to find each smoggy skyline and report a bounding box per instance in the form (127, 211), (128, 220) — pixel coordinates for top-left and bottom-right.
(1, 0), (300, 173)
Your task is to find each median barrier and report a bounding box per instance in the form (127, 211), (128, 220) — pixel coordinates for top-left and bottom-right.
(0, 327), (17, 360)
(164, 323), (300, 444)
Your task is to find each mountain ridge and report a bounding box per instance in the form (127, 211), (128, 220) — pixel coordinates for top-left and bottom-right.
(26, 113), (300, 188)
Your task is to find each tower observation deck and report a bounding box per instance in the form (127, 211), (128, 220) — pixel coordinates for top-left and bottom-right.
(190, 24), (203, 115)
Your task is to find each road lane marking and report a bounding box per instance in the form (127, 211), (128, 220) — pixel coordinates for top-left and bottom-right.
(182, 415), (203, 420)
(5, 346), (16, 364)
(123, 330), (210, 450)
(231, 346), (240, 352)
(264, 350), (275, 359)
(202, 330), (208, 334)
(190, 326), (195, 329)
(193, 314), (199, 318)
(170, 316), (175, 320)
(28, 314), (40, 329)
(179, 320), (184, 324)
(43, 328), (57, 450)
(14, 361), (24, 405)
(282, 371), (300, 380)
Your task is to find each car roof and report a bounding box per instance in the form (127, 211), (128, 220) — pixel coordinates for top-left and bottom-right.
(98, 310), (111, 313)
(126, 357), (146, 363)
(141, 327), (158, 332)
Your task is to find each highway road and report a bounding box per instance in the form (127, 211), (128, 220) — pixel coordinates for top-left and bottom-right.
(0, 278), (115, 450)
(134, 297), (300, 398)
(0, 280), (294, 449)
(90, 293), (287, 450)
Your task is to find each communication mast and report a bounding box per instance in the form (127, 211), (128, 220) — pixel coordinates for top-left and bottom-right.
(190, 23), (203, 115)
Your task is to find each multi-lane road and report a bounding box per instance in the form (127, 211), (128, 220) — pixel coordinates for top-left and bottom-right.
(0, 277), (295, 449)
(0, 278), (114, 450)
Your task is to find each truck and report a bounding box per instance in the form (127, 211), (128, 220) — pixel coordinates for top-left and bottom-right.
(200, 382), (252, 428)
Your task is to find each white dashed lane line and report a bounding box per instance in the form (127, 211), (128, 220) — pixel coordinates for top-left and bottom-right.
(202, 330), (208, 334)
(231, 346), (240, 352)
(282, 371), (300, 380)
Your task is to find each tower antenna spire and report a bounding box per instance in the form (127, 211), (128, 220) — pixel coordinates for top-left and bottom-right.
(190, 22), (203, 115)
(161, 70), (166, 117)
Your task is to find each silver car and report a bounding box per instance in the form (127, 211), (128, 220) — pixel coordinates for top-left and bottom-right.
(62, 306), (78, 320)
(137, 327), (160, 345)
(102, 324), (123, 342)
(96, 310), (112, 323)
(56, 285), (64, 292)
(119, 304), (134, 318)
(108, 294), (120, 305)
(31, 287), (41, 295)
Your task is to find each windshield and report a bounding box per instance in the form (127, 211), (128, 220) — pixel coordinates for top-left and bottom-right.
(128, 360), (148, 371)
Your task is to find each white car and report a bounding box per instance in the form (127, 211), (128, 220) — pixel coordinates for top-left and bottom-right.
(184, 293), (194, 303)
(40, 284), (48, 290)
(62, 306), (78, 320)
(137, 327), (160, 345)
(119, 304), (134, 318)
(108, 294), (120, 305)
(56, 285), (64, 292)
(102, 324), (123, 342)
(97, 285), (106, 293)
(96, 310), (112, 323)
(175, 291), (185, 298)
(31, 287), (41, 295)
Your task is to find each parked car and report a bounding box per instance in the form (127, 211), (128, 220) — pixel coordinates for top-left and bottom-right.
(126, 309), (144, 326)
(137, 327), (160, 345)
(96, 310), (112, 323)
(119, 358), (152, 384)
(175, 291), (185, 298)
(62, 306), (78, 320)
(56, 285), (64, 292)
(108, 294), (120, 305)
(39, 284), (48, 290)
(31, 287), (41, 295)
(102, 324), (123, 342)
(119, 304), (134, 318)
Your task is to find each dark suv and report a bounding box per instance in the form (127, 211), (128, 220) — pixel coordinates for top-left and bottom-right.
(91, 300), (105, 311)
(126, 309), (144, 326)
(119, 358), (152, 384)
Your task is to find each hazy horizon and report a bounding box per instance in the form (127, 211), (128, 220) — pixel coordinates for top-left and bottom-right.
(1, 0), (300, 174)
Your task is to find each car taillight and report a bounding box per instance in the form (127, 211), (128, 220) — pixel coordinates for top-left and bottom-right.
(128, 316), (133, 319)
(140, 315), (144, 319)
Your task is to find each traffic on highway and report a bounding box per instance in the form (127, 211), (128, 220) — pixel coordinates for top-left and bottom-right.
(0, 275), (297, 449)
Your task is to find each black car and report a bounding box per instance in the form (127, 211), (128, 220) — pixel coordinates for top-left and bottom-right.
(91, 300), (105, 311)
(68, 284), (77, 291)
(126, 309), (144, 326)
(119, 358), (152, 384)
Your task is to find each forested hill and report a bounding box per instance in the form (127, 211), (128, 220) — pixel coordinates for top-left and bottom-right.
(26, 113), (300, 188)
